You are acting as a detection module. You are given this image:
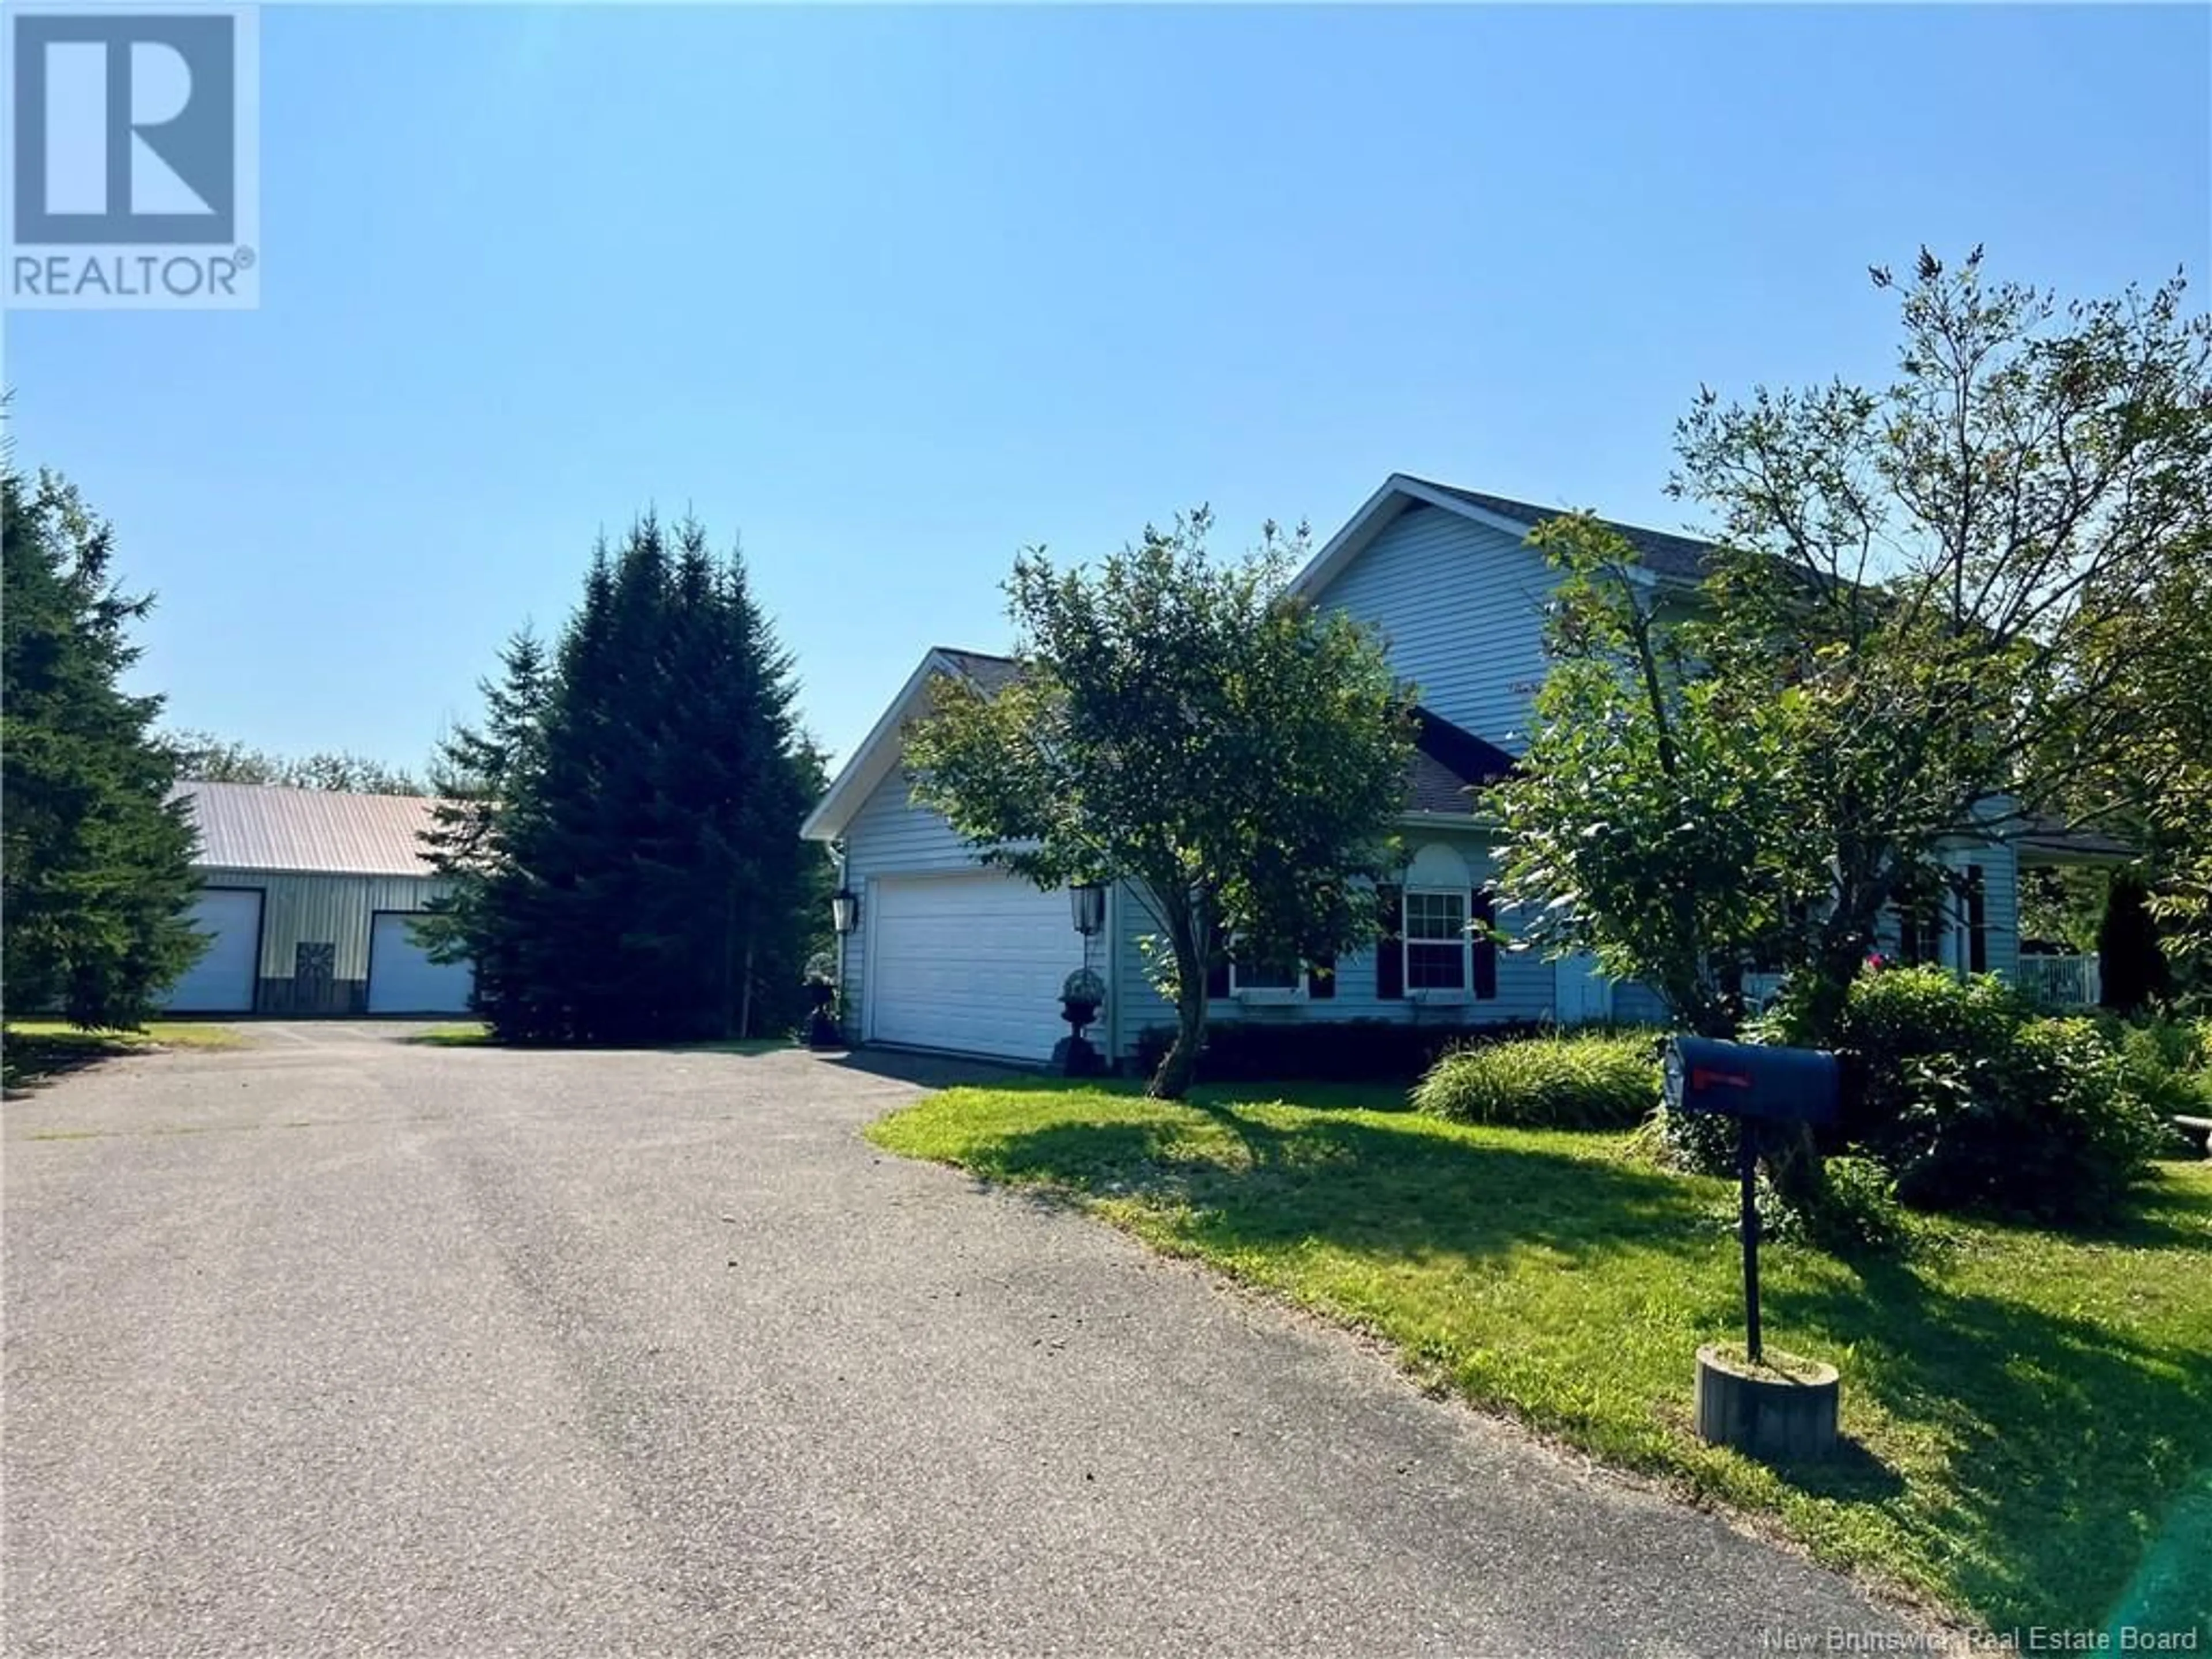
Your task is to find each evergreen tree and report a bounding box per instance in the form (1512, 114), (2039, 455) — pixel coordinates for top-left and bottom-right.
(423, 515), (822, 1044)
(2, 467), (202, 1027)
(416, 627), (551, 1014)
(2098, 868), (2172, 1016)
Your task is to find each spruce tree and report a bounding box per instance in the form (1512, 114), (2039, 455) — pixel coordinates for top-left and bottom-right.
(418, 627), (550, 1020)
(2, 467), (202, 1027)
(425, 514), (822, 1045)
(2099, 868), (2172, 1016)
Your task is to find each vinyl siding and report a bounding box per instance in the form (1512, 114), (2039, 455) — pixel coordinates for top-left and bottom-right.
(1323, 503), (1558, 749)
(836, 767), (994, 1022)
(1109, 831), (1558, 1062)
(1610, 983), (1675, 1026)
(1904, 840), (2021, 981)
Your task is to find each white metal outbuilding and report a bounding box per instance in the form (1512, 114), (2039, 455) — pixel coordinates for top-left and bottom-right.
(162, 782), (474, 1017)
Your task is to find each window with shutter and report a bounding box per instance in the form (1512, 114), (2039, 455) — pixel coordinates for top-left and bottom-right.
(1404, 889), (1469, 991)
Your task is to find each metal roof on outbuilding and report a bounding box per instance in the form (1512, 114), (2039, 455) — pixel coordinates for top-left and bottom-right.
(172, 782), (442, 877)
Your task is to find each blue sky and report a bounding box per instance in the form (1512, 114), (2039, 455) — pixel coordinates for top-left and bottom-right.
(7, 4), (2207, 771)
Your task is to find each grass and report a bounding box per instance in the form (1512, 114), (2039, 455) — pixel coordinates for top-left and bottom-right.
(407, 1022), (497, 1047)
(868, 1080), (2212, 1637)
(2, 1019), (248, 1090)
(1413, 1029), (1660, 1127)
(403, 1023), (791, 1057)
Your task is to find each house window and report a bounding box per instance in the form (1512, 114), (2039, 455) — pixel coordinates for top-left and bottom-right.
(1229, 948), (1305, 997)
(1894, 872), (1946, 967)
(1404, 889), (1470, 991)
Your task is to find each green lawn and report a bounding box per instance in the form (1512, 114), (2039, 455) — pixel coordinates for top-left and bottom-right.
(2, 1019), (250, 1090)
(404, 1023), (790, 1057)
(405, 1022), (497, 1047)
(868, 1081), (2212, 1637)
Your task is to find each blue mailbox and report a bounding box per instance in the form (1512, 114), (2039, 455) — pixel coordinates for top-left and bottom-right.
(1662, 1036), (1839, 1126)
(1663, 1035), (1841, 1368)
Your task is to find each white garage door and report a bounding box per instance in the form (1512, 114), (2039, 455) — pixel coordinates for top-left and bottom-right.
(164, 888), (262, 1013)
(366, 912), (475, 1014)
(869, 872), (1085, 1062)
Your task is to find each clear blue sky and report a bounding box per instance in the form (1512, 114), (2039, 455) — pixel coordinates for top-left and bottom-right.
(7, 4), (2207, 772)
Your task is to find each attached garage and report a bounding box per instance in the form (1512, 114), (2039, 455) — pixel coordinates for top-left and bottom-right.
(366, 911), (474, 1014)
(162, 888), (264, 1013)
(867, 871), (1084, 1062)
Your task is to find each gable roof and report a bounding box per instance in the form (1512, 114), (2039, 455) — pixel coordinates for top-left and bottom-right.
(173, 781), (442, 877)
(1289, 472), (1718, 599)
(802, 634), (1515, 844)
(932, 647), (1020, 694)
(1403, 479), (1716, 581)
(800, 647), (1016, 842)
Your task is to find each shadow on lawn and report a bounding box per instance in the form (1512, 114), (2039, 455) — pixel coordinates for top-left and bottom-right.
(1765, 1243), (2212, 1633)
(971, 1097), (1711, 1269)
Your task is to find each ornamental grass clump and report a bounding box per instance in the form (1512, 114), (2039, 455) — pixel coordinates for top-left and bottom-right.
(1414, 1032), (1660, 1130)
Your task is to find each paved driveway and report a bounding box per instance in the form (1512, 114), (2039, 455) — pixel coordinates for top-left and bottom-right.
(3, 1029), (1911, 1657)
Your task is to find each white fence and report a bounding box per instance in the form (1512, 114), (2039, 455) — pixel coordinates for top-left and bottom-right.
(2016, 955), (2101, 1009)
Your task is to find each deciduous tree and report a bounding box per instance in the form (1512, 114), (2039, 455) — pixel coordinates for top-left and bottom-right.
(907, 510), (1414, 1099)
(164, 731), (426, 796)
(1491, 250), (2212, 1196)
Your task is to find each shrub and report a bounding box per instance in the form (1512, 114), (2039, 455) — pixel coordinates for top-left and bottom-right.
(2105, 1014), (2212, 1122)
(1131, 1018), (1546, 1086)
(1647, 1104), (1741, 1177)
(1726, 1155), (1910, 1257)
(1738, 968), (2175, 1222)
(1791, 969), (2169, 1221)
(1798, 967), (2029, 1158)
(1414, 1032), (1660, 1129)
(1884, 1016), (2172, 1221)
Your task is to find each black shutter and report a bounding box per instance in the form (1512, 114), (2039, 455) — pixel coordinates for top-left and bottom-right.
(1897, 902), (1921, 965)
(1967, 866), (1987, 974)
(1307, 956), (1336, 999)
(1204, 908), (1230, 1001)
(1376, 885), (1404, 1000)
(1472, 889), (1498, 1000)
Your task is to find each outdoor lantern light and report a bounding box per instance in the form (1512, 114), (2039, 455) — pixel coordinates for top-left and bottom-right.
(830, 887), (860, 936)
(1070, 881), (1106, 937)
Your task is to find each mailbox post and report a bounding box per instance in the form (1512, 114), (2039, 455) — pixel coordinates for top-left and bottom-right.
(1664, 1035), (1844, 1458)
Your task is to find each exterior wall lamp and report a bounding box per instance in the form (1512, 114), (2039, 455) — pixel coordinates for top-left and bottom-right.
(1069, 881), (1106, 937)
(831, 886), (861, 936)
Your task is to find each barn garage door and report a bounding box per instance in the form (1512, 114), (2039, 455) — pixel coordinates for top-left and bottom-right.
(869, 873), (1084, 1062)
(366, 912), (474, 1014)
(164, 888), (262, 1013)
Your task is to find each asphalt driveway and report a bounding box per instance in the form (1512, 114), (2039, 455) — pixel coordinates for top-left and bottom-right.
(3, 1028), (1913, 1657)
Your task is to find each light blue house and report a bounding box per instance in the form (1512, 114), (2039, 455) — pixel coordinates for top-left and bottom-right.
(801, 474), (2053, 1067)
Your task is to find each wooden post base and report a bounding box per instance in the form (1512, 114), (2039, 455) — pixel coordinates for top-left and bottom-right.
(1695, 1343), (1840, 1461)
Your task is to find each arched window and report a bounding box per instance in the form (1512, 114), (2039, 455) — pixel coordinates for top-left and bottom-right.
(1403, 843), (1474, 993)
